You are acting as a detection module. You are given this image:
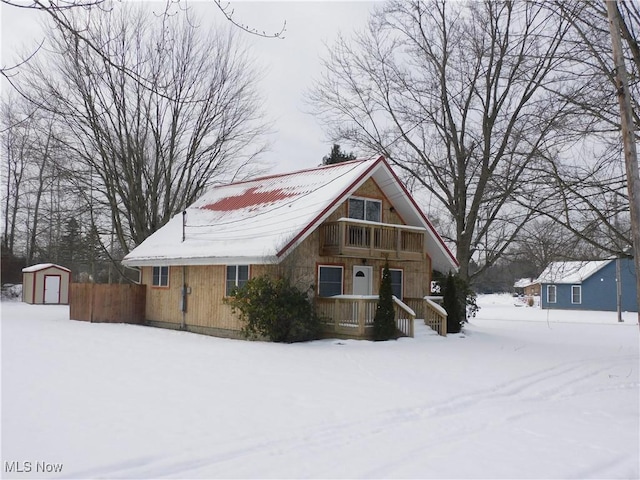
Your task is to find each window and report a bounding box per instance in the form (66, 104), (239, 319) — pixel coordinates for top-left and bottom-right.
(226, 265), (249, 296)
(318, 265), (343, 297)
(547, 285), (557, 304)
(388, 269), (403, 300)
(348, 198), (382, 222)
(571, 285), (581, 304)
(152, 266), (169, 287)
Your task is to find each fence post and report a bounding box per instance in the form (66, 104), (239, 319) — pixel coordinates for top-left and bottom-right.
(89, 283), (94, 323)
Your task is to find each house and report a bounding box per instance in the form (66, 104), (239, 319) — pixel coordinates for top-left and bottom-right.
(22, 263), (71, 304)
(513, 278), (540, 297)
(536, 258), (638, 312)
(122, 156), (458, 339)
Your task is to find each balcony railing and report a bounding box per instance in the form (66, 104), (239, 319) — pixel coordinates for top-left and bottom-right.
(316, 295), (416, 339)
(320, 218), (425, 261)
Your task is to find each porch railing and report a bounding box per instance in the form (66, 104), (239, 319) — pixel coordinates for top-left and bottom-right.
(316, 295), (416, 339)
(393, 297), (415, 337)
(424, 297), (447, 336)
(404, 296), (447, 336)
(320, 218), (425, 261)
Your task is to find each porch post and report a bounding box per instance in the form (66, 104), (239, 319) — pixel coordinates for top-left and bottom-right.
(357, 299), (366, 336)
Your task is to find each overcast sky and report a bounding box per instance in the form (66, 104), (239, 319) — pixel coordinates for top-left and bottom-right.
(1, 1), (379, 175)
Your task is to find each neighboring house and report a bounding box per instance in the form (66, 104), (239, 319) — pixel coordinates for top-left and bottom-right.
(536, 258), (638, 312)
(122, 156), (458, 339)
(22, 263), (71, 305)
(513, 278), (540, 297)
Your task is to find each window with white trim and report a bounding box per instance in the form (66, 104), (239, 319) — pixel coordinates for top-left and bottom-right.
(152, 266), (169, 287)
(318, 265), (343, 297)
(226, 265), (249, 296)
(348, 198), (382, 222)
(547, 285), (557, 304)
(571, 285), (581, 304)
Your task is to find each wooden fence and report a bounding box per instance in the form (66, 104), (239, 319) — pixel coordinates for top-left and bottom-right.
(70, 283), (146, 324)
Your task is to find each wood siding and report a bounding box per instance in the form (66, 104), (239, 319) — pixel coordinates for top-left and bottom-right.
(142, 264), (274, 332)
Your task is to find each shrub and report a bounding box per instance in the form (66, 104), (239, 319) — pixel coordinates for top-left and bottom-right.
(373, 262), (397, 341)
(443, 273), (463, 334)
(224, 275), (320, 343)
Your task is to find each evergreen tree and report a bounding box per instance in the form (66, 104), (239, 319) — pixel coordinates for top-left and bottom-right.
(322, 144), (356, 165)
(59, 217), (83, 268)
(373, 262), (397, 340)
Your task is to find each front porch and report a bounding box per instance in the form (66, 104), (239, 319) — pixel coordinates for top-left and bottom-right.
(316, 295), (447, 339)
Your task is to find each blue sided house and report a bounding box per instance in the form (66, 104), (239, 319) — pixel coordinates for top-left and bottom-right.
(536, 258), (637, 312)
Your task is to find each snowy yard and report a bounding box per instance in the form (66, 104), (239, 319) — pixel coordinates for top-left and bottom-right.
(1, 294), (638, 479)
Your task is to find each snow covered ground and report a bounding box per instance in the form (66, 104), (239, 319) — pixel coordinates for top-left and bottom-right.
(1, 294), (638, 479)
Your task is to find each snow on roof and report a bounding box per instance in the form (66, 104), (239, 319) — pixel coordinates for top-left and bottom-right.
(22, 263), (71, 273)
(534, 260), (612, 284)
(513, 278), (533, 288)
(122, 156), (458, 272)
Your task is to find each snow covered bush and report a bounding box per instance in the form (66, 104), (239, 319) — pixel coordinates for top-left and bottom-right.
(1, 284), (22, 300)
(224, 275), (321, 343)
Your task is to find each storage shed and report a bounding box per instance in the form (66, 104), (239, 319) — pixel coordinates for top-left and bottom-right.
(22, 263), (71, 304)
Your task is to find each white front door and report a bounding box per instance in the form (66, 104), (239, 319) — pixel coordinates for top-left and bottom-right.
(44, 275), (61, 304)
(353, 266), (373, 295)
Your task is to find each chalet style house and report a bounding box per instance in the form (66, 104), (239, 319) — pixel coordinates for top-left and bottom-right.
(122, 156), (458, 339)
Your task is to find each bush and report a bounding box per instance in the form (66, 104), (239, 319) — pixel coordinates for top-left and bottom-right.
(443, 273), (463, 334)
(373, 263), (397, 341)
(224, 275), (320, 343)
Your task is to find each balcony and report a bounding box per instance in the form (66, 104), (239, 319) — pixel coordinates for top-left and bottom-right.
(319, 218), (425, 261)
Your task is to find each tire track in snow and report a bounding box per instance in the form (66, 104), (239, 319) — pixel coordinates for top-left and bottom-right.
(66, 355), (637, 479)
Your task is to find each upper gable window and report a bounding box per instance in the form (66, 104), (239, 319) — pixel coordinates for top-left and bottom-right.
(348, 198), (382, 222)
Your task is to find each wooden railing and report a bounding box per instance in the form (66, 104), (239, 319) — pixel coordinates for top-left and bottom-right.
(320, 218), (425, 261)
(404, 296), (447, 336)
(316, 295), (416, 339)
(424, 297), (447, 336)
(393, 297), (415, 337)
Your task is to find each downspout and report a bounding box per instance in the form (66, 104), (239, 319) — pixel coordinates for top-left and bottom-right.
(181, 265), (187, 330)
(181, 210), (187, 330)
(616, 257), (622, 323)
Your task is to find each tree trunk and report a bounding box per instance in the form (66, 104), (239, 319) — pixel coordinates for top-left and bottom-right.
(606, 0), (640, 325)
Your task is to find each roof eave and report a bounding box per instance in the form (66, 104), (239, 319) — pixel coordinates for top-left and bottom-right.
(122, 255), (279, 267)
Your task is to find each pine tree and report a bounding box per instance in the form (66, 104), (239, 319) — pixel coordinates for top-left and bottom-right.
(322, 144), (356, 165)
(373, 262), (396, 340)
(443, 273), (463, 334)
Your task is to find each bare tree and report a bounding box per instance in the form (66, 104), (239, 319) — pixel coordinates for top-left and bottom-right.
(16, 5), (268, 256)
(309, 0), (589, 282)
(0, 0), (285, 89)
(1, 94), (77, 264)
(1, 96), (29, 255)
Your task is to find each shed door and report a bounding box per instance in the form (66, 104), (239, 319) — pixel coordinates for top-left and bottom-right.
(44, 275), (61, 304)
(353, 266), (372, 295)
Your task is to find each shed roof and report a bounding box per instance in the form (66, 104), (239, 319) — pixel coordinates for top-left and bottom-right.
(534, 260), (612, 284)
(22, 263), (71, 273)
(513, 278), (534, 288)
(122, 156), (458, 272)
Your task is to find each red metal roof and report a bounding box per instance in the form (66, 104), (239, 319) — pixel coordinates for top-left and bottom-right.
(201, 187), (301, 211)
